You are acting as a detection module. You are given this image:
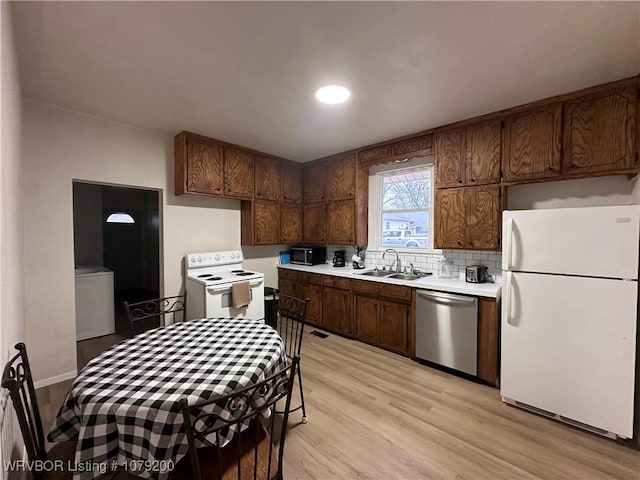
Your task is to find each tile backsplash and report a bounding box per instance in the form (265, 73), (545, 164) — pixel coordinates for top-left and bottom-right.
(326, 246), (502, 279)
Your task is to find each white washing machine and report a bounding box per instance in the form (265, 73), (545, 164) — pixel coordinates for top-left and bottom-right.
(75, 266), (115, 341)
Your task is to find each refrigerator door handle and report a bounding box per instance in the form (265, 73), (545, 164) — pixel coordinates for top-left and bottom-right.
(505, 217), (514, 270)
(505, 271), (513, 325)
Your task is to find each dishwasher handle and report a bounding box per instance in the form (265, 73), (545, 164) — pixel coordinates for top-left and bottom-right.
(416, 290), (477, 304)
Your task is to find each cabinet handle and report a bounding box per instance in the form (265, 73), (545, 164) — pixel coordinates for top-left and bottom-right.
(547, 165), (554, 171)
(457, 179), (463, 184)
(470, 178), (476, 183)
(469, 241), (474, 247)
(570, 163), (579, 169)
(456, 240), (462, 246)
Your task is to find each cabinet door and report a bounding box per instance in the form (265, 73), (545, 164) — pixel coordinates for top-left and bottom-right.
(278, 278), (297, 298)
(563, 86), (637, 175)
(435, 127), (465, 188)
(255, 155), (281, 201)
(306, 283), (323, 326)
(379, 301), (409, 355)
(322, 287), (352, 336)
(327, 200), (355, 245)
(281, 161), (302, 203)
(186, 138), (224, 195)
(465, 186), (501, 250)
(303, 162), (327, 203)
(466, 120), (501, 185)
(303, 203), (326, 244)
(503, 103), (562, 182)
(434, 189), (465, 249)
(224, 147), (254, 198)
(254, 201), (281, 245)
(354, 295), (379, 342)
(326, 152), (356, 200)
(281, 203), (303, 244)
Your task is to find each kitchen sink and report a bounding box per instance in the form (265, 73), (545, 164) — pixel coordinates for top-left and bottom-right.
(359, 270), (391, 277)
(387, 273), (422, 281)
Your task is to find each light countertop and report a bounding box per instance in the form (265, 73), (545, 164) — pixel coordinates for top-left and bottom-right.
(278, 263), (501, 299)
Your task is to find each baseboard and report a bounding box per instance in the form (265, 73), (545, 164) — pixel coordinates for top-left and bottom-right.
(33, 370), (77, 389)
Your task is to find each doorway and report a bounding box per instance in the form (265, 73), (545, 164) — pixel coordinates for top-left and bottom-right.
(73, 181), (160, 369)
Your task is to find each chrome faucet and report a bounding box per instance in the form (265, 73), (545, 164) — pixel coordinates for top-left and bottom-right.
(404, 262), (414, 275)
(383, 248), (401, 273)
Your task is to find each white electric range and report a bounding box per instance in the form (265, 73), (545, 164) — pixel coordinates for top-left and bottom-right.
(185, 250), (265, 320)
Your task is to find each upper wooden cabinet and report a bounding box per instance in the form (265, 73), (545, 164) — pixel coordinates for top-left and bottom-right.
(281, 203), (303, 244)
(434, 185), (500, 250)
(358, 134), (433, 168)
(435, 127), (466, 188)
(327, 200), (356, 245)
(175, 133), (224, 195)
(240, 200), (281, 245)
(503, 103), (562, 182)
(302, 162), (327, 203)
(326, 152), (357, 200)
(465, 120), (501, 185)
(435, 121), (501, 188)
(303, 203), (326, 244)
(563, 86), (638, 175)
(255, 155), (281, 201)
(223, 147), (254, 198)
(281, 161), (302, 203)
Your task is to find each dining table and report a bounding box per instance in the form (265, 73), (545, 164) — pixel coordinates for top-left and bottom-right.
(48, 317), (287, 480)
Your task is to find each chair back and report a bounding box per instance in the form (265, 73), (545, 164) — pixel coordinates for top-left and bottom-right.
(1, 343), (46, 461)
(275, 294), (309, 358)
(123, 293), (187, 336)
(178, 357), (299, 480)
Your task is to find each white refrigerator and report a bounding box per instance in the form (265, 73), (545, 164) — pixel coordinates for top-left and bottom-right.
(501, 205), (639, 439)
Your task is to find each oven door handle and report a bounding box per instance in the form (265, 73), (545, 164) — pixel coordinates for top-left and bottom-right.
(207, 278), (263, 294)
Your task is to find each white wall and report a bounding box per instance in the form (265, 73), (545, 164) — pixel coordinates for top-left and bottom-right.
(22, 100), (281, 384)
(1, 1), (25, 469)
(507, 175), (639, 210)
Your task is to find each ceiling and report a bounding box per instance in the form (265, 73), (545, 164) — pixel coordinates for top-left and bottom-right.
(11, 1), (640, 162)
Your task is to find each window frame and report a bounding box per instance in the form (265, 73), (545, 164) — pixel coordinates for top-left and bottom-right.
(370, 163), (436, 254)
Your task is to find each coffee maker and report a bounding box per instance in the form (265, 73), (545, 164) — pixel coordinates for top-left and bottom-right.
(332, 250), (346, 267)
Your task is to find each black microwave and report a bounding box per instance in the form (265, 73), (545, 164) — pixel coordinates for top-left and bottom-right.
(290, 246), (327, 266)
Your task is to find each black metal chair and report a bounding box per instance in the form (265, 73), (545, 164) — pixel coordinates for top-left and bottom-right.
(175, 357), (300, 480)
(274, 294), (309, 424)
(122, 293), (187, 337)
(1, 343), (77, 479)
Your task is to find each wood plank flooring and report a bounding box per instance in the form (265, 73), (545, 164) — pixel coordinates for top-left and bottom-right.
(37, 327), (639, 479)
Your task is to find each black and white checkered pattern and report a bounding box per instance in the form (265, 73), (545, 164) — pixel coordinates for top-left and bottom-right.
(48, 317), (287, 480)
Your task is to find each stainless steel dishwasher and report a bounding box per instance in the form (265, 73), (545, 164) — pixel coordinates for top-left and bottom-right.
(415, 290), (478, 375)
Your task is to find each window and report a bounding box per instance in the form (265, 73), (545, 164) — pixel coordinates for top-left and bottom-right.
(373, 164), (433, 250)
(106, 212), (135, 224)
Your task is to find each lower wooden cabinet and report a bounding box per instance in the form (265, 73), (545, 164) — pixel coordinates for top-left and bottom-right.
(355, 294), (411, 355)
(477, 297), (500, 387)
(322, 286), (352, 336)
(278, 268), (499, 386)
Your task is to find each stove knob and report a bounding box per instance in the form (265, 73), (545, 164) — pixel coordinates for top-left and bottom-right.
(215, 254), (220, 261)
(197, 255), (202, 262)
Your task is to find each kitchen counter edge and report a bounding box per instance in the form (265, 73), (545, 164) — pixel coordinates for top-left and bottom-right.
(277, 264), (501, 299)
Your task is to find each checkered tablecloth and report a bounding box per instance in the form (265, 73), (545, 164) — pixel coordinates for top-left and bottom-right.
(48, 317), (287, 480)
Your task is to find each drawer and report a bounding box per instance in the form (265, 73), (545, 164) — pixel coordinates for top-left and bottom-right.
(352, 279), (381, 295)
(383, 284), (412, 302)
(278, 269), (298, 281)
(308, 273), (323, 285)
(323, 276), (351, 289)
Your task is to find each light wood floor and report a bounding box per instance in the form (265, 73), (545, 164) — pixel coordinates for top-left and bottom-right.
(37, 328), (639, 479)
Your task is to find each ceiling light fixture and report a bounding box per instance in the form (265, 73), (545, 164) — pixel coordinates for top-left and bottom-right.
(315, 84), (351, 104)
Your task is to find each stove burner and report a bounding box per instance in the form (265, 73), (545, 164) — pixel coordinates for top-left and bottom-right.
(208, 276), (223, 281)
(235, 272), (253, 276)
(231, 270), (244, 273)
(198, 274), (213, 278)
